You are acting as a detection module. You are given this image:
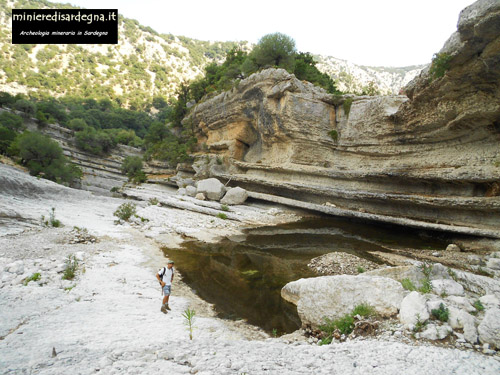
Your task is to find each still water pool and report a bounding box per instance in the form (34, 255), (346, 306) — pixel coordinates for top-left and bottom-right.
(163, 217), (448, 334)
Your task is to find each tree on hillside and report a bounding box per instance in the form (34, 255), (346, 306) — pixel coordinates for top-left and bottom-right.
(15, 131), (82, 185)
(250, 32), (296, 72)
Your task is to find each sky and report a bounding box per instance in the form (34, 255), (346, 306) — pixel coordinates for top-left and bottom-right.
(65, 0), (476, 67)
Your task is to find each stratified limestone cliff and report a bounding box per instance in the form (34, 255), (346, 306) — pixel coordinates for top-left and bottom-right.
(186, 0), (500, 237)
(21, 121), (172, 196)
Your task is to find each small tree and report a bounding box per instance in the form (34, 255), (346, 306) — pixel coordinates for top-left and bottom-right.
(251, 32), (296, 72)
(16, 131), (82, 185)
(121, 155), (146, 183)
(13, 99), (36, 118)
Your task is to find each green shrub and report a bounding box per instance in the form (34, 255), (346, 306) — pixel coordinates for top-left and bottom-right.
(74, 127), (116, 155)
(220, 204), (229, 212)
(0, 111), (24, 131)
(343, 98), (353, 117)
(473, 300), (484, 313)
(351, 303), (374, 317)
(114, 202), (137, 221)
(431, 303), (449, 322)
(23, 272), (41, 286)
(110, 186), (120, 193)
(429, 53), (452, 80)
(357, 266), (365, 274)
(0, 126), (17, 154)
(217, 213), (227, 220)
(328, 130), (338, 142)
(418, 278), (433, 294)
(41, 207), (62, 227)
(320, 315), (354, 339)
(401, 278), (416, 291)
(16, 132), (82, 185)
(121, 155), (147, 183)
(319, 304), (375, 344)
(413, 313), (427, 333)
(62, 255), (78, 280)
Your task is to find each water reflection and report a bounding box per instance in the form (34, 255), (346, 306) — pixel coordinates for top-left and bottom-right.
(163, 217), (448, 334)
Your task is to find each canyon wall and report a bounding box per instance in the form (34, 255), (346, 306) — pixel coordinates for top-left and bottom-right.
(186, 0), (500, 237)
(21, 121), (173, 196)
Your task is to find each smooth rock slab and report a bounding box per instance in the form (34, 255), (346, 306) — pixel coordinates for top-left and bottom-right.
(281, 275), (405, 329)
(431, 279), (464, 296)
(479, 294), (500, 309)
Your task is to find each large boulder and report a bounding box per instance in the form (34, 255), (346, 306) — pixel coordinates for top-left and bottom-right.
(431, 279), (465, 296)
(220, 187), (248, 205)
(478, 307), (500, 349)
(196, 178), (225, 201)
(399, 291), (430, 329)
(449, 308), (478, 344)
(281, 275), (405, 329)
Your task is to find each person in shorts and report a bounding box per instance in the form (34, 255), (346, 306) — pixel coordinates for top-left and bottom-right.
(156, 260), (174, 313)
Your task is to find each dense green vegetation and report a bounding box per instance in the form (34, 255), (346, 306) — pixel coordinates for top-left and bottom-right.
(12, 131), (82, 185)
(429, 52), (452, 80)
(0, 0), (246, 105)
(121, 156), (147, 183)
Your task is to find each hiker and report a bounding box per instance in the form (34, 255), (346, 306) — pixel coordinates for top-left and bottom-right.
(156, 260), (174, 314)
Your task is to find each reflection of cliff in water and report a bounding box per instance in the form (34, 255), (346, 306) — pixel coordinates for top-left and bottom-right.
(163, 217), (448, 334)
(165, 240), (309, 334)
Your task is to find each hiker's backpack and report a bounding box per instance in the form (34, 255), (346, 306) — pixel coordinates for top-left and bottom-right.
(158, 267), (173, 282)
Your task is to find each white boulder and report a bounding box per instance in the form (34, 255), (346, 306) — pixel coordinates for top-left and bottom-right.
(448, 308), (478, 344)
(186, 185), (197, 197)
(479, 294), (500, 309)
(281, 275), (405, 329)
(177, 188), (187, 196)
(486, 258), (500, 270)
(399, 291), (430, 328)
(446, 244), (461, 252)
(196, 178), (225, 201)
(419, 323), (452, 341)
(446, 295), (475, 312)
(220, 187), (248, 205)
(478, 307), (500, 349)
(431, 279), (464, 296)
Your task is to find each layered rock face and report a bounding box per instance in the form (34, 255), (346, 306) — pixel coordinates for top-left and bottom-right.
(23, 121), (170, 196)
(187, 0), (500, 237)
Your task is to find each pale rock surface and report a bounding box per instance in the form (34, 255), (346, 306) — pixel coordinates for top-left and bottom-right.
(479, 294), (500, 309)
(196, 178), (225, 201)
(431, 279), (465, 296)
(185, 185), (197, 197)
(281, 275), (405, 328)
(446, 244), (462, 252)
(177, 188), (186, 196)
(478, 307), (500, 349)
(220, 187), (248, 205)
(400, 291), (430, 328)
(446, 296), (475, 312)
(195, 192), (206, 201)
(426, 297), (446, 313)
(486, 258), (500, 270)
(429, 263), (453, 280)
(366, 265), (425, 287)
(419, 323), (453, 341)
